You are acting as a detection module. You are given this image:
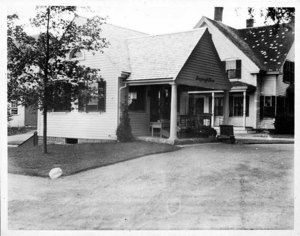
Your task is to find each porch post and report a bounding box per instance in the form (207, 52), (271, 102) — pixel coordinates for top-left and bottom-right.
(223, 90), (229, 125)
(243, 91), (246, 128)
(211, 92), (215, 127)
(169, 82), (178, 141)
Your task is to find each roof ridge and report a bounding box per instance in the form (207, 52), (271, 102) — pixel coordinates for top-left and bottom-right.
(126, 27), (206, 40)
(104, 23), (149, 35)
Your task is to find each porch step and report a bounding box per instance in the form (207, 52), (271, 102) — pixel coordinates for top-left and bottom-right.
(214, 126), (255, 135)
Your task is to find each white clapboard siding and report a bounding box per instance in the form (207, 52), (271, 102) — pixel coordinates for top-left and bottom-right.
(38, 51), (120, 140)
(261, 75), (276, 95)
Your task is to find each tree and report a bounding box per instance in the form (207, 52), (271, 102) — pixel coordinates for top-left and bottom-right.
(248, 7), (295, 25)
(7, 6), (108, 153)
(116, 102), (134, 142)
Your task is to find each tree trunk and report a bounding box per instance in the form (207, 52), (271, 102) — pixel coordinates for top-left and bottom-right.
(43, 7), (51, 154)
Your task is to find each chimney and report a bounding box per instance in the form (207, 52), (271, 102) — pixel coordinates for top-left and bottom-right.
(214, 7), (223, 22)
(246, 18), (254, 28)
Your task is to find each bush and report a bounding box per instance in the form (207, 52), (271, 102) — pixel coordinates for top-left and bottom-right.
(196, 126), (217, 138)
(116, 104), (134, 142)
(274, 114), (294, 134)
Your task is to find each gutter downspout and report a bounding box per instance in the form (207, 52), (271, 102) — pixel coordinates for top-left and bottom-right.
(118, 81), (128, 125)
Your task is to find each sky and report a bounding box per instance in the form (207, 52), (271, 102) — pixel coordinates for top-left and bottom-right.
(6, 0), (273, 35)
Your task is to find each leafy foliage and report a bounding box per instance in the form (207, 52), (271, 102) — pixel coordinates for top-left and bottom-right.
(116, 103), (134, 142)
(7, 6), (108, 152)
(248, 7), (295, 25)
(7, 6), (108, 110)
(274, 114), (294, 134)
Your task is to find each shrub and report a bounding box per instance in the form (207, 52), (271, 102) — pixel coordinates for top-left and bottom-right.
(116, 104), (134, 142)
(197, 126), (217, 138)
(274, 114), (294, 134)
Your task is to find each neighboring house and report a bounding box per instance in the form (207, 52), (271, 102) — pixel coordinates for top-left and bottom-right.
(37, 17), (231, 144)
(8, 101), (37, 127)
(194, 7), (295, 131)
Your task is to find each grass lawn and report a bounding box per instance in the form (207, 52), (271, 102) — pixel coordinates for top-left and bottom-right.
(8, 141), (179, 177)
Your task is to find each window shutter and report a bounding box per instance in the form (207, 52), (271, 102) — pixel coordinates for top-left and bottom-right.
(98, 80), (106, 112)
(290, 62), (294, 84)
(272, 96), (276, 117)
(276, 96), (285, 115)
(260, 96), (264, 120)
(78, 82), (86, 112)
(236, 60), (242, 79)
(283, 61), (289, 83)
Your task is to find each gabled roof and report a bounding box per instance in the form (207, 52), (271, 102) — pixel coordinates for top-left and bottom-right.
(126, 28), (206, 81)
(195, 17), (294, 72)
(100, 24), (148, 72)
(74, 16), (148, 72)
(238, 24), (294, 72)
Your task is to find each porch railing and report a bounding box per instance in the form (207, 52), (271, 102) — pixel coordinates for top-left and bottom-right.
(178, 113), (212, 130)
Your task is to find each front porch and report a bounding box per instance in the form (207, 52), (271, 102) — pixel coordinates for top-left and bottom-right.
(127, 81), (256, 141)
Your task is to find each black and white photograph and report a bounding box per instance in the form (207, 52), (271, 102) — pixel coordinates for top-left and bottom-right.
(0, 0), (298, 234)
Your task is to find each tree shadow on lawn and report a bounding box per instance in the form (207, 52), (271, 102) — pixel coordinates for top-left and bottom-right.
(8, 141), (179, 178)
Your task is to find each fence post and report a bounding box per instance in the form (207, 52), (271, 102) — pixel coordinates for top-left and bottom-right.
(33, 131), (38, 146)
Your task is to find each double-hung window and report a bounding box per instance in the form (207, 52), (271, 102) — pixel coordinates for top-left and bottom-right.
(78, 80), (106, 112)
(260, 96), (275, 118)
(214, 97), (223, 116)
(229, 94), (249, 117)
(128, 86), (146, 112)
(222, 59), (242, 79)
(9, 101), (18, 115)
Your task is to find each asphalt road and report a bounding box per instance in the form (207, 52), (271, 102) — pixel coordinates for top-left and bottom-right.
(8, 143), (294, 230)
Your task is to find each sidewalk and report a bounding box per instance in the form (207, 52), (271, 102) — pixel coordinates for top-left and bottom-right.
(8, 130), (36, 147)
(235, 133), (294, 144)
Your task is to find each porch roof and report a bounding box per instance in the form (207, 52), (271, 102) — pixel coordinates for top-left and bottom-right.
(126, 28), (206, 82)
(230, 81), (256, 92)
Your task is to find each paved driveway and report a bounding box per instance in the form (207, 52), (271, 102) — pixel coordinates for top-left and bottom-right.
(8, 143), (293, 230)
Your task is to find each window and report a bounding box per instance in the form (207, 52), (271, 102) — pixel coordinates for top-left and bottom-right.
(9, 101), (18, 115)
(283, 61), (294, 84)
(78, 80), (106, 112)
(214, 97), (223, 116)
(69, 49), (84, 60)
(229, 94), (249, 117)
(128, 86), (146, 112)
(222, 60), (242, 79)
(260, 96), (275, 118)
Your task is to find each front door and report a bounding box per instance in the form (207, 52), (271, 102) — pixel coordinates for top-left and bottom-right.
(195, 97), (204, 115)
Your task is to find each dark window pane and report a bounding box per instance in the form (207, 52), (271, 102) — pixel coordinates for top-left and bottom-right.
(128, 86), (146, 111)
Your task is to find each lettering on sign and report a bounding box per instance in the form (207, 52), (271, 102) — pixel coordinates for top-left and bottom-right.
(196, 76), (215, 83)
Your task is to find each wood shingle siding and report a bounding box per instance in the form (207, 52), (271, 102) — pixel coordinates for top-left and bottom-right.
(129, 112), (150, 136)
(261, 75), (276, 96)
(176, 30), (230, 90)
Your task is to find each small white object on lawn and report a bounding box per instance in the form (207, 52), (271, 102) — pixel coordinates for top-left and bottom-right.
(49, 167), (63, 179)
